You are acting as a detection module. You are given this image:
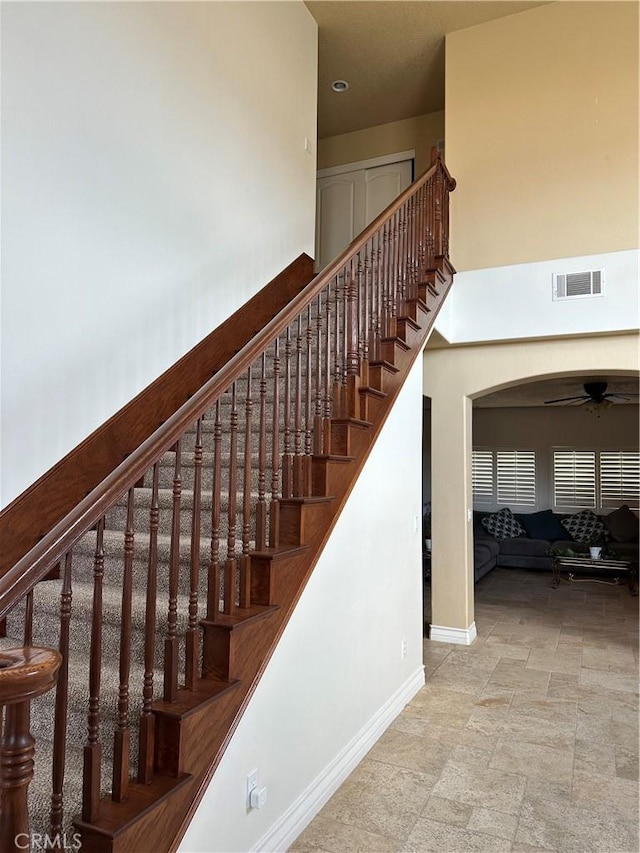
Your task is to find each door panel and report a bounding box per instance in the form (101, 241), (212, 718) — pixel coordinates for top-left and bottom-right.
(315, 158), (413, 270)
(316, 173), (363, 270)
(364, 160), (413, 226)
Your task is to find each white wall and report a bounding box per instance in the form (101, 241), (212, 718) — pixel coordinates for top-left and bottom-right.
(473, 404), (640, 511)
(0, 1), (318, 507)
(435, 250), (639, 345)
(180, 357), (426, 853)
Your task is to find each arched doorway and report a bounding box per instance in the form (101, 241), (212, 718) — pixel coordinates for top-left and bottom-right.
(422, 333), (638, 643)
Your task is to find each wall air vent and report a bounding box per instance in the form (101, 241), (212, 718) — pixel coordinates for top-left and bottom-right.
(553, 269), (604, 301)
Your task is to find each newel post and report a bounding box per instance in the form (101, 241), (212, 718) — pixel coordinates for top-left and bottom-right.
(0, 647), (62, 851)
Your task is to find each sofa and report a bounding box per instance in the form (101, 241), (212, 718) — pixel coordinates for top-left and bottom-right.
(473, 505), (639, 580)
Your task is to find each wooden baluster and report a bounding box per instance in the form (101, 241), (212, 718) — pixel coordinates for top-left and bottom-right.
(391, 211), (400, 335)
(164, 442), (181, 702)
(415, 190), (422, 295)
(224, 384), (238, 614)
(333, 275), (343, 416)
(256, 354), (268, 550)
(269, 340), (281, 548)
(239, 369), (253, 608)
(113, 488), (134, 802)
(341, 268), (349, 398)
(138, 462), (159, 784)
(83, 516), (105, 822)
(371, 231), (382, 362)
(323, 281), (334, 451)
(303, 305), (314, 494)
(345, 258), (360, 419)
(360, 249), (370, 385)
(434, 166), (443, 261)
(185, 418), (203, 691)
(345, 258), (359, 377)
(0, 647), (61, 851)
(382, 222), (391, 341)
(49, 552), (72, 836)
(282, 328), (293, 499)
(207, 402), (223, 617)
(313, 294), (324, 456)
(405, 195), (414, 302)
(442, 164), (452, 258)
(426, 179), (434, 269)
(393, 208), (402, 322)
(409, 194), (418, 301)
(23, 591), (33, 648)
(21, 594), (34, 770)
(418, 184), (429, 283)
(293, 315), (304, 497)
(399, 203), (408, 317)
(418, 187), (424, 278)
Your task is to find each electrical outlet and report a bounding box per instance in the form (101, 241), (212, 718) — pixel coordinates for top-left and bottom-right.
(401, 638), (407, 659)
(246, 770), (258, 808)
(250, 786), (268, 809)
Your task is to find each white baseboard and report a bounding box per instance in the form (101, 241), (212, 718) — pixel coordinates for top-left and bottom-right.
(429, 622), (478, 645)
(251, 666), (425, 853)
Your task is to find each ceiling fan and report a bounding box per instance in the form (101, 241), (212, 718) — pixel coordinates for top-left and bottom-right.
(544, 381), (639, 406)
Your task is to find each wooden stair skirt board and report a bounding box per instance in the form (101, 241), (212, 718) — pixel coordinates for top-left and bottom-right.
(73, 260), (453, 851)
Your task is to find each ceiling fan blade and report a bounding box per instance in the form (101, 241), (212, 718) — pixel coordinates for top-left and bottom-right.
(544, 395), (588, 404)
(605, 393), (639, 401)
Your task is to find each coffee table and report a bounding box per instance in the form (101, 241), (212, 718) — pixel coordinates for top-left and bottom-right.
(552, 555), (638, 595)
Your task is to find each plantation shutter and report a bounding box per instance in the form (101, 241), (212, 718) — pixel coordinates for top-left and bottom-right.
(497, 450), (536, 506)
(472, 450), (494, 504)
(600, 451), (640, 510)
(553, 450), (596, 508)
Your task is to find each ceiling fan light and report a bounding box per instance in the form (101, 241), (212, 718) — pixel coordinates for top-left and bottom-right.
(584, 398), (613, 417)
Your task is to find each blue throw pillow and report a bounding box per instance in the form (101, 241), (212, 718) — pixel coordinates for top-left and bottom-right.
(521, 509), (567, 541)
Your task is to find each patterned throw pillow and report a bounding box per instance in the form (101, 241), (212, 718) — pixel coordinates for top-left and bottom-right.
(560, 510), (606, 544)
(481, 508), (525, 540)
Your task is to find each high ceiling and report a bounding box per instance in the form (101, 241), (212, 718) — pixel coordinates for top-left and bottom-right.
(305, 1), (549, 139)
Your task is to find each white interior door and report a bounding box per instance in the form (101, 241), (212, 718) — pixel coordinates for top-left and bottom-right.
(315, 158), (413, 270)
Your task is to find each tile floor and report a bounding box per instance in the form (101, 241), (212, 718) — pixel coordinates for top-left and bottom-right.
(289, 568), (639, 852)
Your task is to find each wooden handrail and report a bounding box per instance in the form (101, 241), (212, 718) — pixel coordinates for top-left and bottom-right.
(0, 153), (451, 621)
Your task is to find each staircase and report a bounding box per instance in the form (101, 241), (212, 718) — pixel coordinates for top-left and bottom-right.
(0, 151), (455, 852)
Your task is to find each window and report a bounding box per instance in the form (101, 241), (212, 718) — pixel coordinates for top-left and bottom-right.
(552, 449), (639, 511)
(472, 449), (536, 508)
(471, 450), (493, 503)
(553, 450), (596, 508)
(497, 450), (536, 506)
(600, 451), (640, 509)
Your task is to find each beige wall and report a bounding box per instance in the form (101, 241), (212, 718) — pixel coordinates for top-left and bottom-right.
(446, 1), (639, 272)
(423, 332), (639, 635)
(318, 111), (444, 176)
